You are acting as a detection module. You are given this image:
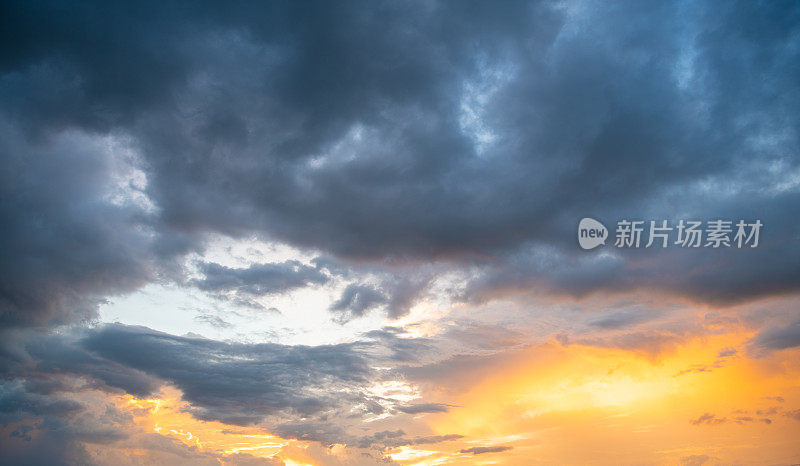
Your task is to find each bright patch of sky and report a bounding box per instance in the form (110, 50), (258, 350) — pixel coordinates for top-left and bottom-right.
(99, 235), (389, 345)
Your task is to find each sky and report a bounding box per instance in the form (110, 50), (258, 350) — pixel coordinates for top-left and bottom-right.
(1, 0), (799, 465)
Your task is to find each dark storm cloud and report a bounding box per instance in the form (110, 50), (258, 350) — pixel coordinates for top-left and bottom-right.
(0, 323), (443, 461)
(1, 323), (406, 427)
(0, 0), (798, 329)
(0, 380), (82, 423)
(0, 125), (186, 327)
(9, 323), (434, 430)
(80, 323), (373, 425)
(0, 327), (162, 398)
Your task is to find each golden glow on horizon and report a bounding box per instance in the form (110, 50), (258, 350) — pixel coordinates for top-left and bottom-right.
(283, 460), (315, 466)
(121, 387), (292, 462)
(427, 331), (800, 464)
(108, 327), (800, 465)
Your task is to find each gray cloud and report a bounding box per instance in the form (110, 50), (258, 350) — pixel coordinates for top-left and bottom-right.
(749, 319), (800, 353)
(81, 324), (373, 425)
(330, 284), (387, 321)
(191, 261), (329, 296)
(1, 0), (800, 462)
(0, 125), (186, 327)
(190, 260), (329, 310)
(395, 403), (453, 414)
(361, 326), (432, 362)
(588, 308), (661, 329)
(690, 413), (727, 425)
(0, 0), (796, 327)
(194, 313), (233, 329)
(460, 445), (513, 455)
(0, 377), (254, 466)
(674, 345), (738, 376)
(355, 430), (463, 449)
(327, 269), (433, 321)
(0, 322), (443, 462)
(0, 380), (82, 423)
(690, 412), (772, 426)
(2, 323), (399, 426)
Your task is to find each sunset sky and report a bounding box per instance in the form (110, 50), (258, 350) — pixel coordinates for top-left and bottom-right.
(1, 1), (799, 465)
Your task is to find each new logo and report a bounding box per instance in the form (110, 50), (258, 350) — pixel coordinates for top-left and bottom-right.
(578, 217), (608, 250)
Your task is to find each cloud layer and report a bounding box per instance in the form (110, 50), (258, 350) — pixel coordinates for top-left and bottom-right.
(1, 0), (799, 464)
